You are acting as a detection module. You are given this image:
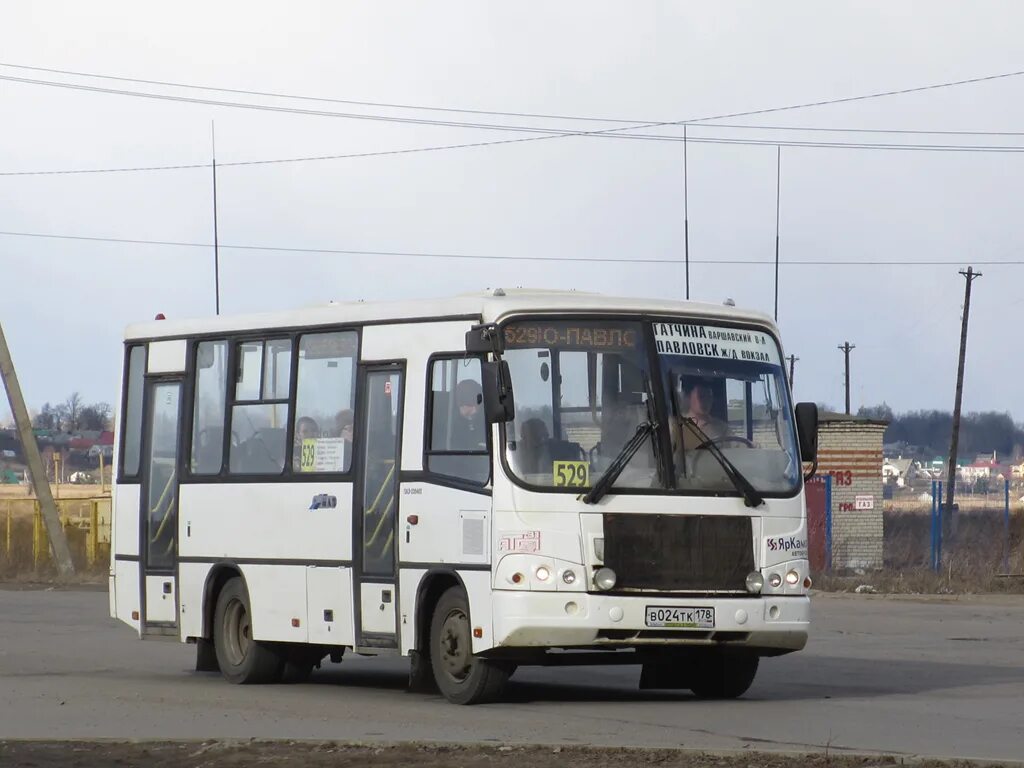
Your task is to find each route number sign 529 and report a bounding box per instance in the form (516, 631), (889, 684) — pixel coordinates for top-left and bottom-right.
(553, 461), (589, 487)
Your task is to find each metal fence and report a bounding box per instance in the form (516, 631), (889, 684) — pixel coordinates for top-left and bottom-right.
(0, 496), (111, 572)
(810, 476), (1023, 583)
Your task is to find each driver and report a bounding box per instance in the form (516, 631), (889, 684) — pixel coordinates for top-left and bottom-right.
(675, 377), (729, 451)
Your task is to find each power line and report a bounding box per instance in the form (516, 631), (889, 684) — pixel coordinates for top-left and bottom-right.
(704, 121), (1024, 137)
(1, 229), (1023, 266)
(3, 67), (1024, 144)
(9, 131), (1024, 178)
(3, 66), (1024, 178)
(3, 60), (1024, 129)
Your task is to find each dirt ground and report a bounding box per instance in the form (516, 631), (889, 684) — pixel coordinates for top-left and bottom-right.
(0, 742), (1006, 768)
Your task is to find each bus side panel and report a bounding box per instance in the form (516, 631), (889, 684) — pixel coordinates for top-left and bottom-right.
(398, 483), (490, 566)
(113, 558), (142, 633)
(113, 484), (140, 558)
(110, 483), (140, 626)
(242, 564), (309, 643)
(178, 484), (353, 562)
(398, 568), (427, 655)
(462, 570), (495, 653)
(178, 561), (212, 640)
(306, 565), (355, 646)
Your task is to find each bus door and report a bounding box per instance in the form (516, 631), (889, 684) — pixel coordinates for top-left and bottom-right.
(139, 378), (183, 631)
(354, 363), (405, 648)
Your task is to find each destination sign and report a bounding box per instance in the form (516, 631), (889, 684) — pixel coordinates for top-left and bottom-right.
(653, 322), (781, 365)
(504, 323), (639, 350)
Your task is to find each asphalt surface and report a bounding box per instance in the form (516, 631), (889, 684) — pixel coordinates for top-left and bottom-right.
(1, 587), (1023, 762)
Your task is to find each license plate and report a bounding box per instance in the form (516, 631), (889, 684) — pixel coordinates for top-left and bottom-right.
(644, 606), (715, 629)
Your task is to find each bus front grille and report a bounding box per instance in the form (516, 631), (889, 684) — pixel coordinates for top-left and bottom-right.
(602, 513), (754, 592)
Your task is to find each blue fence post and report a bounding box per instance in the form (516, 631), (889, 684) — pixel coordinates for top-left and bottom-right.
(825, 474), (833, 571)
(1005, 478), (1011, 574)
(930, 479), (938, 571)
(936, 480), (944, 572)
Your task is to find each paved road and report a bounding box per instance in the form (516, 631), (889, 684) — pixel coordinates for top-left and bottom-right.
(2, 588), (1023, 762)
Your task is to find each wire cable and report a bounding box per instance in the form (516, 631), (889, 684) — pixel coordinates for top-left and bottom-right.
(4, 66), (1024, 177)
(1, 229), (1020, 266)
(8, 132), (1024, 178)
(4, 61), (1024, 129)
(4, 66), (1024, 141)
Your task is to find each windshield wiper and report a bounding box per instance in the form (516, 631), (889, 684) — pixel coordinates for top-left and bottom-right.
(681, 417), (764, 508)
(582, 375), (660, 505)
(581, 419), (656, 505)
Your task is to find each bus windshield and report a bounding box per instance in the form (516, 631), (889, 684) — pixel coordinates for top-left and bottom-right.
(501, 318), (800, 496)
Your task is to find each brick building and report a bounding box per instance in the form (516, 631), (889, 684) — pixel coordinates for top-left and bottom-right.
(816, 413), (887, 570)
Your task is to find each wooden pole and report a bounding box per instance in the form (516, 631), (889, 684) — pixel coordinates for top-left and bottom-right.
(0, 321), (75, 574)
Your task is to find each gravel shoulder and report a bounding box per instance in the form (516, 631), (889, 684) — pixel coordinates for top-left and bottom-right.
(0, 742), (1014, 768)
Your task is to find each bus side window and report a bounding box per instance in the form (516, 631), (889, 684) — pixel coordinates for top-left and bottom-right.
(120, 344), (147, 479)
(291, 331), (358, 474)
(425, 357), (489, 485)
(228, 338), (291, 475)
(190, 340), (228, 475)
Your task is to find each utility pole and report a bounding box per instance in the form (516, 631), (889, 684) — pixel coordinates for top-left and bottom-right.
(787, 354), (798, 388)
(944, 266), (982, 539)
(838, 342), (855, 415)
(211, 121), (221, 315)
(683, 124), (690, 300)
(0, 321), (75, 575)
(774, 145), (782, 322)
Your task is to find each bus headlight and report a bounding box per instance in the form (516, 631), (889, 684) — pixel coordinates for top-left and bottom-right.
(785, 569), (800, 586)
(561, 569), (577, 585)
(768, 572), (783, 588)
(745, 571), (764, 594)
(535, 566), (551, 582)
(594, 567), (617, 591)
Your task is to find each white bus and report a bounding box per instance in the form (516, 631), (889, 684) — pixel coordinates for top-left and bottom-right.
(110, 289), (818, 704)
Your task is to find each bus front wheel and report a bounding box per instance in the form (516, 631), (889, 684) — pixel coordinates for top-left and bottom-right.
(429, 587), (509, 705)
(213, 577), (282, 684)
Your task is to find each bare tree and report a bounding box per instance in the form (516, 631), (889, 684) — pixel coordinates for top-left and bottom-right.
(63, 392), (84, 431)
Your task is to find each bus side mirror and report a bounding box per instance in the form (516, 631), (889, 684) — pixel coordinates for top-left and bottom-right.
(481, 360), (515, 423)
(795, 402), (818, 463)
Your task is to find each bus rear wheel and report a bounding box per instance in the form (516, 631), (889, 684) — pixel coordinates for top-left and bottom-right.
(213, 577), (282, 684)
(429, 587), (509, 705)
(689, 650), (759, 700)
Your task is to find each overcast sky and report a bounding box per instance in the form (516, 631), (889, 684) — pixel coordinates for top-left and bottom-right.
(1, 1), (1022, 426)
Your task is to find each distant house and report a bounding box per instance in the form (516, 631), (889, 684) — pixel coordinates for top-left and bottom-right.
(882, 457), (915, 487)
(1012, 461), (1024, 479)
(959, 460), (1012, 483)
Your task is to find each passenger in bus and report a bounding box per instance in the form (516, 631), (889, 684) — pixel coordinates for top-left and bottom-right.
(334, 409), (355, 468)
(450, 379), (486, 451)
(334, 409), (354, 442)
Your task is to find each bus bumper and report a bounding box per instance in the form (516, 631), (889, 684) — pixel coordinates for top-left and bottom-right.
(490, 592), (809, 653)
